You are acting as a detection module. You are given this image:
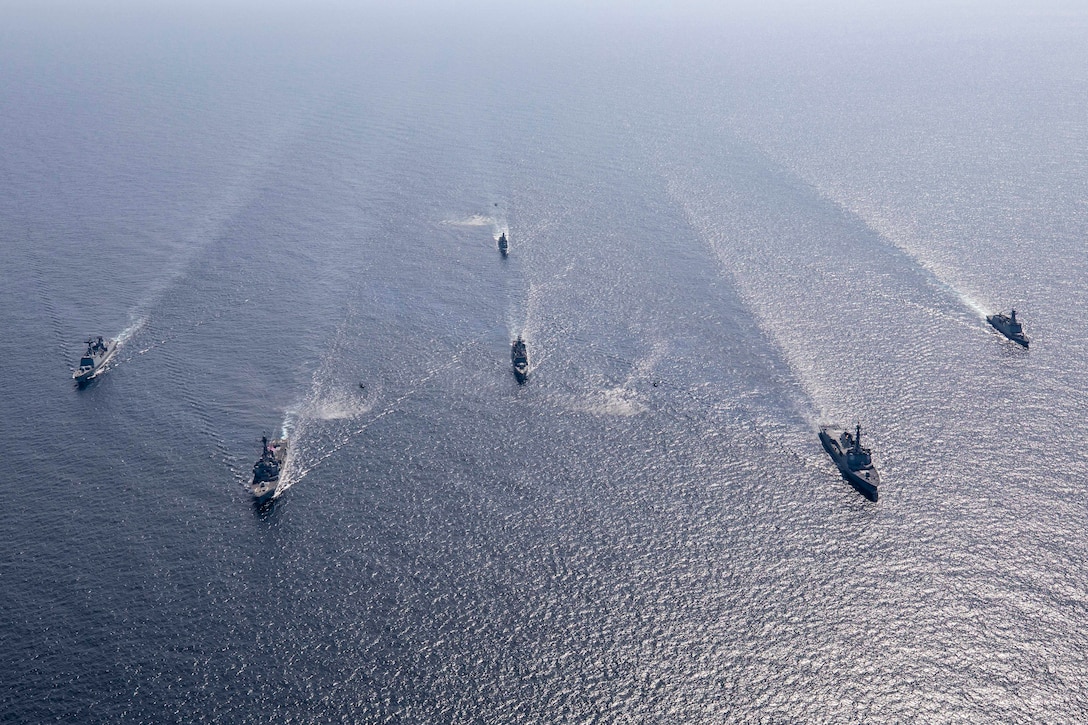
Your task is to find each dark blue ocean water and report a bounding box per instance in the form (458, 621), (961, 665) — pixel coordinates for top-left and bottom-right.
(2, 3), (1087, 721)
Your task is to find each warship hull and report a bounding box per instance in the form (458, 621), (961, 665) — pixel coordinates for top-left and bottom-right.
(511, 337), (529, 384)
(819, 429), (880, 502)
(251, 480), (277, 505)
(73, 339), (118, 383)
(251, 438), (287, 504)
(986, 315), (1029, 348)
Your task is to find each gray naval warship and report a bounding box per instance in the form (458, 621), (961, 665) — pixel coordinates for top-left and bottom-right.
(818, 423), (880, 502)
(498, 231), (509, 256)
(986, 309), (1029, 348)
(511, 335), (529, 383)
(73, 336), (118, 384)
(251, 436), (287, 505)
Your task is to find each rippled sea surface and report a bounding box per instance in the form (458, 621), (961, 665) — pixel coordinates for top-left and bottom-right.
(2, 3), (1087, 722)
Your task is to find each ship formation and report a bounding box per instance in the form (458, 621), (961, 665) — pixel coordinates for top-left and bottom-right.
(251, 436), (287, 506)
(73, 336), (118, 384)
(74, 224), (1035, 506)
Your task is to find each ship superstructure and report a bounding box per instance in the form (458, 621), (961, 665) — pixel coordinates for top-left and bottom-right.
(987, 309), (1029, 348)
(818, 423), (880, 501)
(251, 436), (287, 505)
(511, 335), (529, 383)
(73, 336), (117, 383)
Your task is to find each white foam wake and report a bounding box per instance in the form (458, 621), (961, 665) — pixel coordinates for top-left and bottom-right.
(116, 315), (147, 346)
(443, 214), (496, 227)
(277, 339), (481, 494)
(576, 386), (646, 417)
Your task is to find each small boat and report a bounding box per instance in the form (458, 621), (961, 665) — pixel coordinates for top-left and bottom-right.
(498, 232), (509, 256)
(818, 423), (880, 501)
(73, 336), (118, 383)
(511, 335), (529, 383)
(987, 309), (1029, 348)
(251, 436), (287, 505)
